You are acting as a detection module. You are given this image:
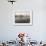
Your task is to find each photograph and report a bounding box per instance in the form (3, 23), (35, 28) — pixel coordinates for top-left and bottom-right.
(15, 14), (30, 23)
(14, 11), (32, 26)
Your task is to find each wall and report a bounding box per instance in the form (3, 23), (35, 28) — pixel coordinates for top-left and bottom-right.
(0, 0), (46, 41)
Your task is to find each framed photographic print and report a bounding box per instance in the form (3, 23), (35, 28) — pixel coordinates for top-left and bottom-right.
(13, 10), (33, 26)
